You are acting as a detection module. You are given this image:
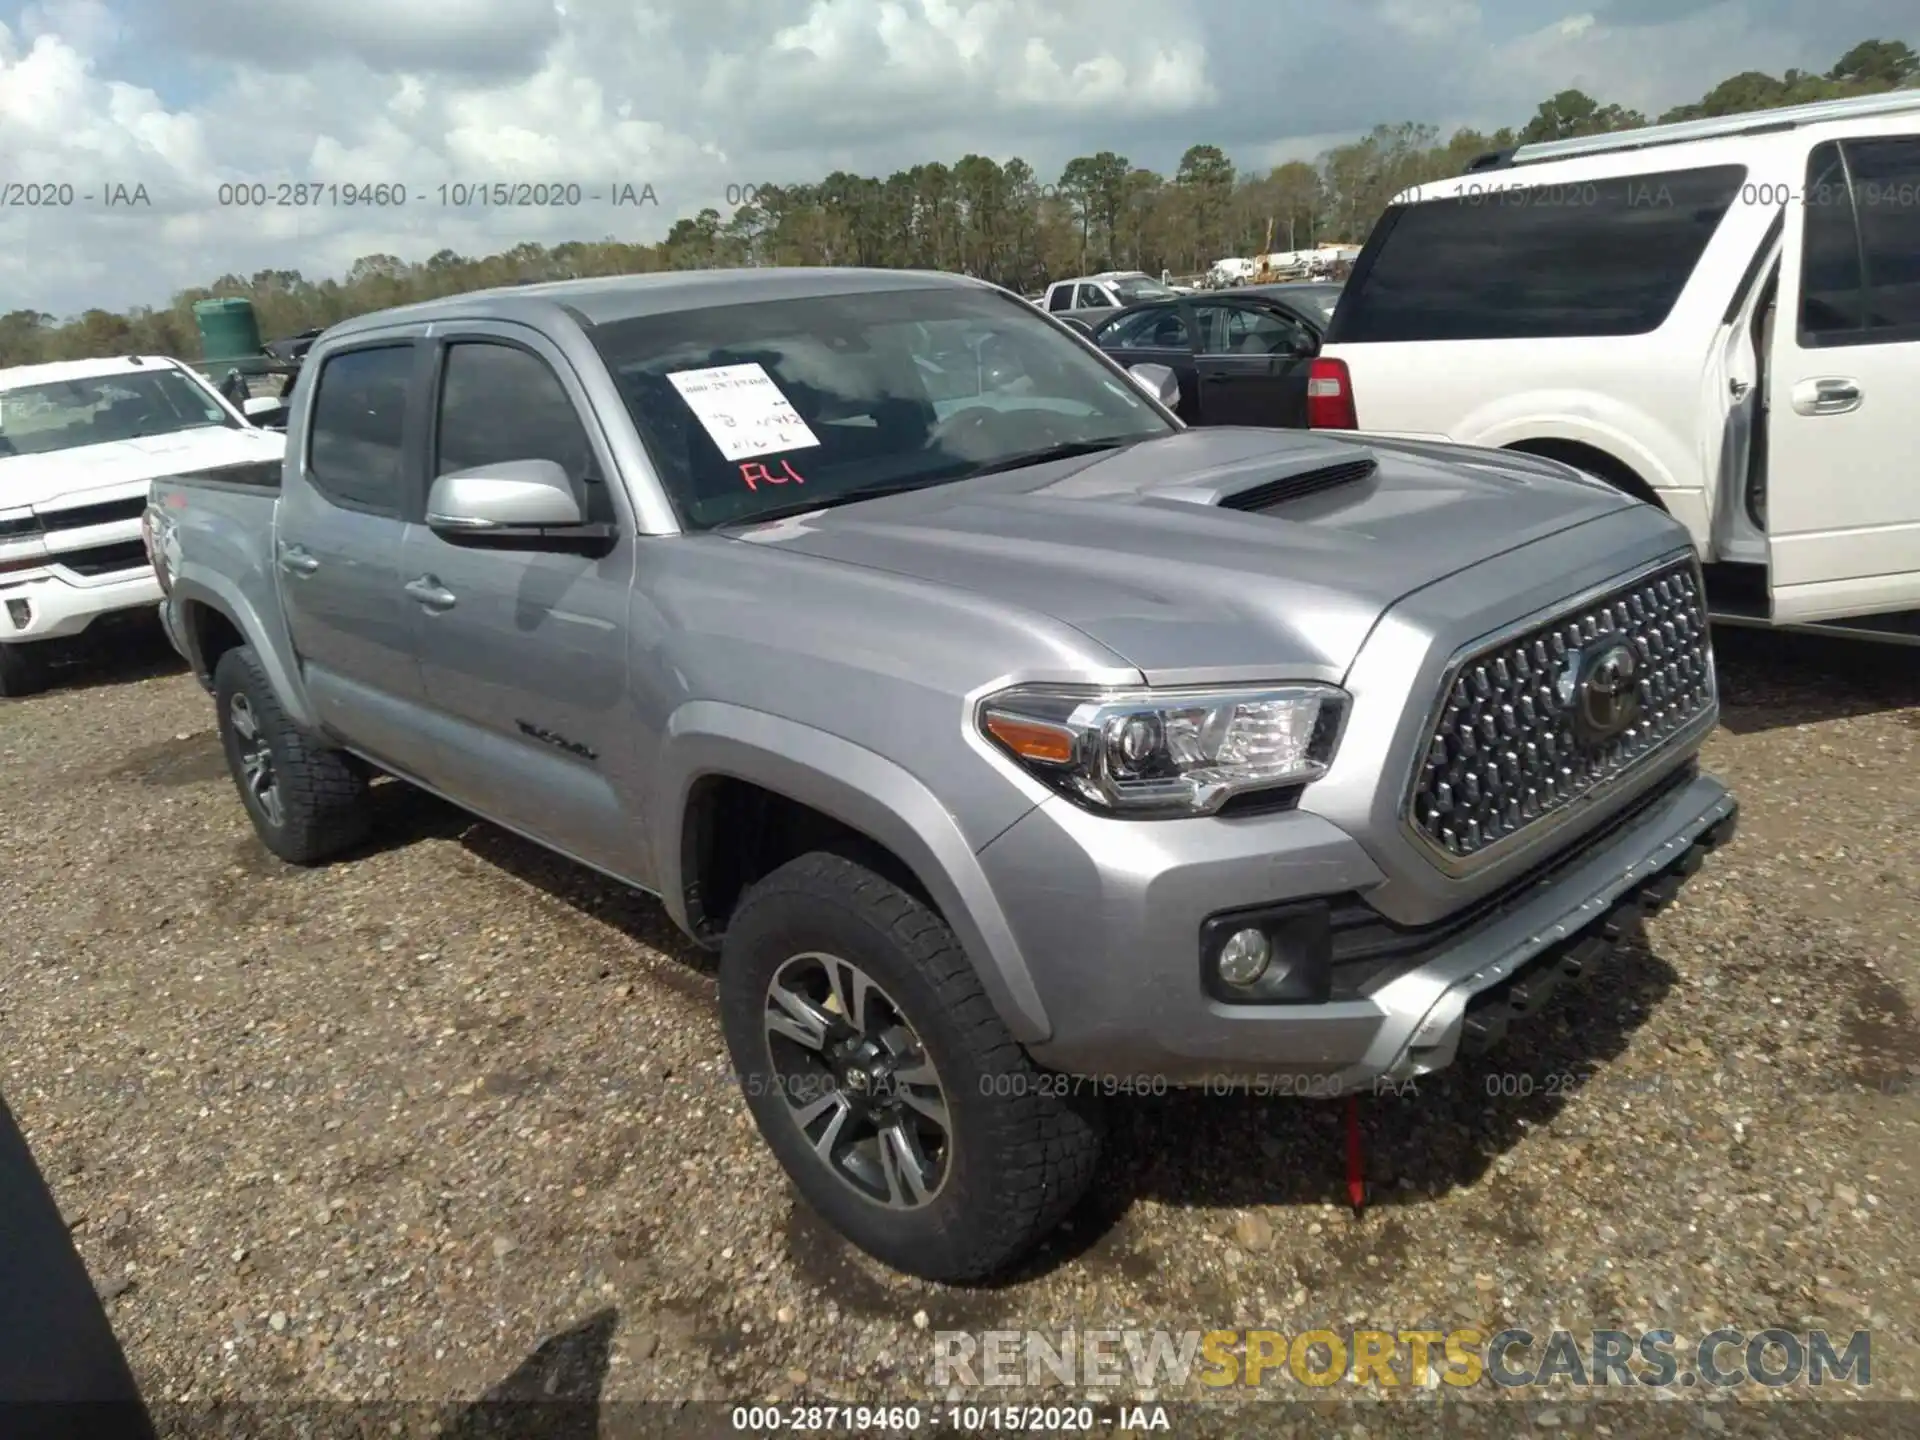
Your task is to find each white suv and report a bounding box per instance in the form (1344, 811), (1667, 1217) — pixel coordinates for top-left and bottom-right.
(0, 355), (285, 696)
(1313, 91), (1920, 640)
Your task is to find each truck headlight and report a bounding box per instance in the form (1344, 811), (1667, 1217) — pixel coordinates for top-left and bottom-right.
(978, 683), (1349, 816)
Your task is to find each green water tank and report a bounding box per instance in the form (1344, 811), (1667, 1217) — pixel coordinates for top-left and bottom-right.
(193, 297), (263, 366)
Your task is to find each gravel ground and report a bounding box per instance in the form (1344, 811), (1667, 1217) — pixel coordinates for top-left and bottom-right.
(1, 620), (1915, 1434)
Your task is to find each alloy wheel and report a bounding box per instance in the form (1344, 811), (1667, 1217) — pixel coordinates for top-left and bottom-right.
(228, 692), (285, 829)
(761, 951), (952, 1209)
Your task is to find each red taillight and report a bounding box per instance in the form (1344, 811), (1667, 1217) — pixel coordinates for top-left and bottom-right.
(1306, 357), (1357, 430)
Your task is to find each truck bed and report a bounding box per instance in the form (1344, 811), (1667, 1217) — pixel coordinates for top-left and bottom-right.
(145, 466), (285, 681)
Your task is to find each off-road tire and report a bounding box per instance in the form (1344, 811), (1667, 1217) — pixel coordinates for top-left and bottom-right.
(720, 851), (1103, 1281)
(214, 644), (371, 864)
(0, 641), (48, 698)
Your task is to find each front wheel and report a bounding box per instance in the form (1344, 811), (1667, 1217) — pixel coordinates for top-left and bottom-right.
(214, 645), (372, 864)
(720, 852), (1102, 1281)
(0, 642), (48, 699)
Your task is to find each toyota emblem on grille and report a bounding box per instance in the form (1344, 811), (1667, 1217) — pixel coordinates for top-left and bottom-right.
(1561, 642), (1642, 747)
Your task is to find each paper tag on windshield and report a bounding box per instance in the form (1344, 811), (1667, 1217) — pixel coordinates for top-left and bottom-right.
(666, 363), (820, 462)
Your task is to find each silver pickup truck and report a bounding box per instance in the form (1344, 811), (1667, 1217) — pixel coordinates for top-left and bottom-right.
(145, 267), (1737, 1281)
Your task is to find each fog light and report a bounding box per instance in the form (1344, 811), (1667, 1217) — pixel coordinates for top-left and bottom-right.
(1200, 901), (1332, 1004)
(1216, 928), (1272, 987)
(4, 599), (28, 629)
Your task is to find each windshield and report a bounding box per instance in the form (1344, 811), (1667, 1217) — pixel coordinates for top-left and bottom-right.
(1110, 277), (1175, 303)
(590, 284), (1175, 529)
(0, 368), (238, 458)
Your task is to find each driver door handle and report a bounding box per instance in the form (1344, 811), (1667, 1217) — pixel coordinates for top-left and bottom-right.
(278, 544), (319, 576)
(404, 576), (457, 612)
(1791, 377), (1862, 415)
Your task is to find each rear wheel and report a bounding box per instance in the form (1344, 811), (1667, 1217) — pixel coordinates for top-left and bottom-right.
(214, 645), (372, 864)
(0, 642), (48, 699)
(720, 851), (1103, 1281)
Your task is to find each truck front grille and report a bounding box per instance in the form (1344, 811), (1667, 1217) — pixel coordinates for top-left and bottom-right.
(58, 540), (151, 577)
(1406, 557), (1714, 868)
(41, 496), (147, 531)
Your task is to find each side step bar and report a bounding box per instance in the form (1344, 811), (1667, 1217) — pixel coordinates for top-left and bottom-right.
(1703, 562), (1920, 647)
(1708, 609), (1920, 649)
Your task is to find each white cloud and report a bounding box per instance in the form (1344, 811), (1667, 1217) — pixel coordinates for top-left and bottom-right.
(1487, 4), (1805, 117)
(708, 0), (1211, 127)
(1245, 129), (1374, 169)
(18, 0), (122, 53)
(0, 25), (212, 201)
(1380, 0), (1483, 40)
(140, 0), (565, 77)
(1, 0), (1914, 318)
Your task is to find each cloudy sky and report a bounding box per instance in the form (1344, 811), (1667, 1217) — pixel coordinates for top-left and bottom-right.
(0, 0), (1911, 318)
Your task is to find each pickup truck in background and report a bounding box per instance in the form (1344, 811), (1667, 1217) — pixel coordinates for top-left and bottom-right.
(0, 355), (284, 696)
(1037, 270), (1182, 327)
(147, 267), (1736, 1281)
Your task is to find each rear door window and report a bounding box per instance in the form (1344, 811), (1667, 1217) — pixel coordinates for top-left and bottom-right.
(1853, 138), (1920, 334)
(1798, 143), (1866, 339)
(1799, 136), (1920, 346)
(1330, 164), (1747, 342)
(306, 344), (415, 515)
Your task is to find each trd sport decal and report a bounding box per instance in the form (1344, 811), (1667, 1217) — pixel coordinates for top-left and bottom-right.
(515, 720), (598, 761)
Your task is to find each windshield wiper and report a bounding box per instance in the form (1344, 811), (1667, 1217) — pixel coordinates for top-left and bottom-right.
(723, 439), (1140, 528)
(964, 437), (1137, 477)
(726, 478), (946, 528)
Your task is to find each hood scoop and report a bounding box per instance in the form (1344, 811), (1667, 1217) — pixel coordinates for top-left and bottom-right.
(1140, 438), (1380, 515)
(1215, 456), (1378, 512)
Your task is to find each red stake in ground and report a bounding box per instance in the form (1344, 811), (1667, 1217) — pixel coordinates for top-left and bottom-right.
(1345, 1092), (1366, 1213)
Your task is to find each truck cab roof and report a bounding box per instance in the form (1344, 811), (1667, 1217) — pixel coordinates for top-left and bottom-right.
(1047, 272), (1150, 289)
(319, 267), (1000, 344)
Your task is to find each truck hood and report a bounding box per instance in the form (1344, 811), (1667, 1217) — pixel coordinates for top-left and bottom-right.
(733, 428), (1631, 681)
(0, 426), (284, 512)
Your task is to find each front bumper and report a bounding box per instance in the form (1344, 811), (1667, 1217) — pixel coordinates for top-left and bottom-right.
(0, 570), (162, 644)
(983, 765), (1735, 1088)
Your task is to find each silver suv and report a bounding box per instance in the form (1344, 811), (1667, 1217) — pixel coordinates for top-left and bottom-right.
(147, 267), (1737, 1280)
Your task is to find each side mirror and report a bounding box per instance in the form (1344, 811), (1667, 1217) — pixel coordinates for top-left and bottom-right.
(241, 396), (287, 427)
(425, 459), (610, 548)
(1059, 317), (1094, 337)
(1127, 363), (1181, 411)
